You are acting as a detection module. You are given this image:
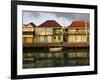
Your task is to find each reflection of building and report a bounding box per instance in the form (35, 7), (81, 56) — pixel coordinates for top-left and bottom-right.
(23, 49), (89, 68)
(64, 21), (89, 44)
(22, 23), (36, 44)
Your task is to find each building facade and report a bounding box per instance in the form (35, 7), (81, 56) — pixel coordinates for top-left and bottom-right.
(22, 23), (36, 44)
(64, 21), (89, 45)
(34, 20), (63, 44)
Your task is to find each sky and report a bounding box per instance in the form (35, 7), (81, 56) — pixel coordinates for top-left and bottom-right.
(22, 11), (90, 27)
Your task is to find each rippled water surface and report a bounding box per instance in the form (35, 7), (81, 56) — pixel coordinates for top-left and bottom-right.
(23, 48), (89, 69)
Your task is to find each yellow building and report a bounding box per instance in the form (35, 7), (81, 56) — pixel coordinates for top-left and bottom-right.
(64, 21), (89, 44)
(34, 27), (64, 43)
(34, 27), (53, 43)
(34, 20), (64, 44)
(22, 23), (36, 44)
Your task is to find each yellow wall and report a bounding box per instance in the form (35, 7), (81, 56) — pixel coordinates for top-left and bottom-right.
(23, 37), (33, 44)
(68, 35), (88, 43)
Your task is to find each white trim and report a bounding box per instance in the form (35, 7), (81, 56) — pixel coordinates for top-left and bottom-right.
(17, 5), (95, 75)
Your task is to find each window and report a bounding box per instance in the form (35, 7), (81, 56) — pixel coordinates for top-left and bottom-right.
(76, 29), (78, 32)
(87, 36), (89, 42)
(54, 36), (56, 39)
(40, 36), (45, 42)
(65, 29), (68, 31)
(58, 36), (61, 40)
(68, 35), (76, 43)
(81, 35), (87, 42)
(76, 35), (81, 43)
(68, 35), (88, 43)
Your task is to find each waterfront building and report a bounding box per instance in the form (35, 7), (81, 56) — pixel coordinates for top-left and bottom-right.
(64, 21), (89, 44)
(22, 22), (36, 44)
(34, 20), (63, 43)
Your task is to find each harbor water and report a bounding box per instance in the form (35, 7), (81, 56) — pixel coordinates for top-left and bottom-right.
(23, 47), (89, 69)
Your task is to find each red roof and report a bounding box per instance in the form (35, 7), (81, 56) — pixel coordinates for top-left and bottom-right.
(38, 20), (62, 27)
(70, 21), (89, 28)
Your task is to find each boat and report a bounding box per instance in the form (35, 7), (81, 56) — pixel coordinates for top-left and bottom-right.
(49, 47), (62, 52)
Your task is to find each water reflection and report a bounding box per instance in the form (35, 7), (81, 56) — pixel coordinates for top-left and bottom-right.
(23, 48), (89, 69)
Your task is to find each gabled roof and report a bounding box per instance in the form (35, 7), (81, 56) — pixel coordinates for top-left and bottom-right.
(23, 22), (37, 27)
(67, 21), (89, 29)
(38, 20), (62, 27)
(29, 22), (37, 27)
(70, 21), (89, 27)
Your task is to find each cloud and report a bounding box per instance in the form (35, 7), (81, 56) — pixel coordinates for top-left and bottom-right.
(53, 12), (89, 22)
(23, 11), (40, 18)
(23, 11), (89, 26)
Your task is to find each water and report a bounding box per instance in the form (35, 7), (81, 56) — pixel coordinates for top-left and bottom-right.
(23, 47), (89, 69)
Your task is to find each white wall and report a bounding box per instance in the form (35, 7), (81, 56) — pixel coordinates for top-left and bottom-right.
(0, 0), (99, 80)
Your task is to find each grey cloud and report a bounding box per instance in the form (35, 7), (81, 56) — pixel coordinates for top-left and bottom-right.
(23, 11), (41, 18)
(23, 11), (89, 22)
(53, 12), (89, 22)
(73, 14), (90, 22)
